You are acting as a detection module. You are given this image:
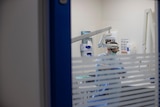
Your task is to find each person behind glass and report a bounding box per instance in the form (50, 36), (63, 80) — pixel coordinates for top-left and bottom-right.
(89, 41), (124, 107)
(98, 39), (125, 76)
(107, 42), (119, 54)
(97, 40), (120, 70)
(97, 40), (120, 77)
(99, 40), (119, 57)
(90, 41), (123, 107)
(96, 40), (124, 93)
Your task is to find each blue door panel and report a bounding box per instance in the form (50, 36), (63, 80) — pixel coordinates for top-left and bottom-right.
(49, 0), (72, 107)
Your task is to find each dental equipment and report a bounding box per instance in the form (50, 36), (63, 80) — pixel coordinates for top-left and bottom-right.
(97, 32), (117, 48)
(142, 8), (155, 53)
(104, 43), (119, 49)
(72, 26), (112, 43)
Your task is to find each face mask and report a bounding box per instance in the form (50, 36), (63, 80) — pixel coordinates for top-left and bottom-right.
(110, 51), (117, 55)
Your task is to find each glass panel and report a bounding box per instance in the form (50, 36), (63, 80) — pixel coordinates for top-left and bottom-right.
(71, 0), (158, 107)
(72, 53), (158, 107)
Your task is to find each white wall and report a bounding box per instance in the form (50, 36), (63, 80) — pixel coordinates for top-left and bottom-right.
(102, 0), (155, 54)
(71, 0), (103, 57)
(71, 0), (156, 57)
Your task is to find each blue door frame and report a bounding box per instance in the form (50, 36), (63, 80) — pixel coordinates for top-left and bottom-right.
(49, 0), (72, 107)
(49, 1), (160, 107)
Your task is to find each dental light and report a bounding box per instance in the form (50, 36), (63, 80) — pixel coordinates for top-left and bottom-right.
(97, 31), (112, 48)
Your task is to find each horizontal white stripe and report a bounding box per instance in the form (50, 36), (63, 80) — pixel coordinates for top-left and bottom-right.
(72, 78), (155, 90)
(74, 95), (155, 107)
(72, 57), (156, 66)
(73, 88), (155, 100)
(72, 53), (155, 61)
(72, 58), (156, 67)
(73, 100), (155, 107)
(106, 100), (155, 107)
(72, 63), (156, 72)
(72, 74), (155, 87)
(86, 93), (155, 106)
(72, 67), (155, 76)
(72, 83), (155, 94)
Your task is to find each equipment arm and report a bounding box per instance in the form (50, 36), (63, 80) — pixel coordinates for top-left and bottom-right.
(71, 26), (112, 43)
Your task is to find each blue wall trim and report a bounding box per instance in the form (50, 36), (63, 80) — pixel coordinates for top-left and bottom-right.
(49, 0), (72, 107)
